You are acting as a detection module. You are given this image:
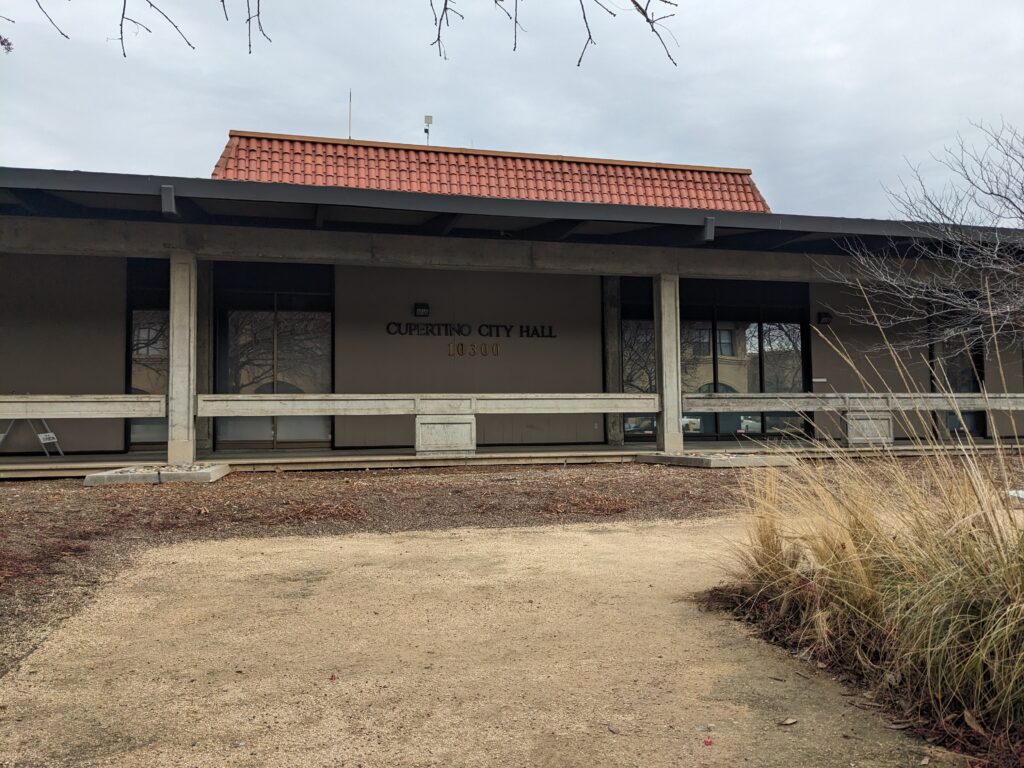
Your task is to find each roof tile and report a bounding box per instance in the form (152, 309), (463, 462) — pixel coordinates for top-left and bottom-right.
(211, 130), (770, 213)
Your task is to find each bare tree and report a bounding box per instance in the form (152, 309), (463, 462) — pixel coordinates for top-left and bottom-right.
(621, 318), (657, 393)
(2, 1), (679, 63)
(824, 121), (1024, 353)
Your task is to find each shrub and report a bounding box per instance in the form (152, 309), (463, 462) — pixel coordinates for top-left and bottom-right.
(718, 416), (1024, 758)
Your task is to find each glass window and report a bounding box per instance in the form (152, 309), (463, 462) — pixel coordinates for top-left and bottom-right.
(939, 342), (985, 437)
(621, 318), (657, 395)
(620, 279), (810, 440)
(717, 328), (735, 357)
(762, 322), (804, 393)
(691, 327), (712, 358)
(717, 321), (762, 434)
(129, 309), (169, 445)
(761, 322), (804, 435)
(681, 321), (715, 434)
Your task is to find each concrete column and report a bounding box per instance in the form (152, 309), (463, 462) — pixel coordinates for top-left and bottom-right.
(655, 273), (684, 454)
(602, 277), (625, 447)
(167, 254), (198, 464)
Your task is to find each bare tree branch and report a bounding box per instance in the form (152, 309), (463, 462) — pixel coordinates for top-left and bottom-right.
(819, 122), (1024, 354)
(628, 0), (678, 66)
(142, 1), (195, 50)
(34, 0), (69, 39)
(9, 1), (678, 63)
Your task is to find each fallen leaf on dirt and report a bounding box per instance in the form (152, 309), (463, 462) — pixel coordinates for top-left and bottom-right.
(777, 718), (798, 726)
(918, 758), (930, 765)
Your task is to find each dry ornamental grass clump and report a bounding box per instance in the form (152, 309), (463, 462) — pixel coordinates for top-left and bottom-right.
(718, 413), (1024, 761)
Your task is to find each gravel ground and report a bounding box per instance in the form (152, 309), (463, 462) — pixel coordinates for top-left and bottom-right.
(0, 463), (740, 678)
(0, 519), (959, 768)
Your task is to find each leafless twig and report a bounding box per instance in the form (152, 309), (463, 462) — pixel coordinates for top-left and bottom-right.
(430, 0), (464, 59)
(245, 0), (272, 55)
(628, 0), (678, 66)
(34, 0), (69, 39)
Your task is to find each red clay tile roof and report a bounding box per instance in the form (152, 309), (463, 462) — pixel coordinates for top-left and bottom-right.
(212, 130), (771, 213)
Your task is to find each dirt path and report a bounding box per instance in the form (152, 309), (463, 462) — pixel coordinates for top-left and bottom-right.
(0, 518), (958, 767)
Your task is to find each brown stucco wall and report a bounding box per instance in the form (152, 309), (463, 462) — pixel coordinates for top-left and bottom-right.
(333, 267), (604, 447)
(0, 254), (127, 453)
(984, 339), (1024, 437)
(809, 282), (935, 440)
(810, 283), (1024, 440)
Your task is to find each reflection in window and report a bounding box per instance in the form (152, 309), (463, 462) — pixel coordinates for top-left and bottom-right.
(621, 318), (658, 440)
(717, 328), (735, 357)
(622, 319), (657, 395)
(681, 321), (715, 434)
(938, 342), (986, 437)
(218, 305), (333, 447)
(717, 321), (761, 434)
(129, 310), (169, 445)
(681, 318), (806, 437)
(762, 322), (803, 393)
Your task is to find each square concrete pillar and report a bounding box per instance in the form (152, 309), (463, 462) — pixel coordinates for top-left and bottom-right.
(655, 274), (684, 454)
(167, 254), (198, 464)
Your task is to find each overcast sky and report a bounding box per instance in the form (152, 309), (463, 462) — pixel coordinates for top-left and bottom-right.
(3, 1), (1022, 217)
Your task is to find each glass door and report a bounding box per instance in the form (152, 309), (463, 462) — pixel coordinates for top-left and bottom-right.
(128, 309), (169, 446)
(216, 291), (332, 449)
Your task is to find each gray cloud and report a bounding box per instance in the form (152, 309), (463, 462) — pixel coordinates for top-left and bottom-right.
(3, 0), (1022, 217)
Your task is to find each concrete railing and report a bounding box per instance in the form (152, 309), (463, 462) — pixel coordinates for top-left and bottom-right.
(195, 392), (661, 418)
(679, 392), (1024, 413)
(0, 394), (166, 420)
(680, 392), (1024, 446)
(195, 393), (662, 456)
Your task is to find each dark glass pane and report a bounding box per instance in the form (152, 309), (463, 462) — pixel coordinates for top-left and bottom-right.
(621, 318), (657, 441)
(224, 311), (275, 394)
(940, 344), (985, 436)
(764, 412), (807, 436)
(621, 319), (657, 394)
(219, 310), (275, 443)
(762, 322), (803, 393)
(681, 321), (715, 434)
(762, 322), (803, 435)
(717, 321), (761, 434)
(275, 311), (332, 442)
(129, 309), (169, 444)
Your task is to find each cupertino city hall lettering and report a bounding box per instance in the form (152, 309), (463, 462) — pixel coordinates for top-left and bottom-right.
(385, 322), (558, 338)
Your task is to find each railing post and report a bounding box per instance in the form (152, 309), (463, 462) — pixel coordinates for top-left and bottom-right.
(655, 274), (684, 453)
(167, 254), (197, 464)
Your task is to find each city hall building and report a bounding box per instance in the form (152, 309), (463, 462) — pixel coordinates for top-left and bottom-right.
(1, 130), (1022, 478)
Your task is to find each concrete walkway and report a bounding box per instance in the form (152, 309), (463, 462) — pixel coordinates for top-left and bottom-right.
(0, 519), (957, 767)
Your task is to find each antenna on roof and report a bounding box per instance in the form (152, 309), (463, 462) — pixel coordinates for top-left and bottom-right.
(423, 115), (433, 146)
(347, 89), (353, 140)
